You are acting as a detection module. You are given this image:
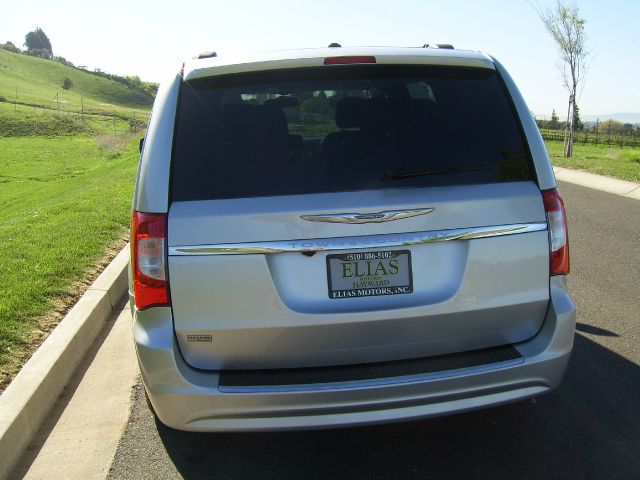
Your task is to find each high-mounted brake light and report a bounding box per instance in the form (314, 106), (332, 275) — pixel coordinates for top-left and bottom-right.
(131, 211), (170, 310)
(324, 56), (376, 65)
(542, 188), (570, 275)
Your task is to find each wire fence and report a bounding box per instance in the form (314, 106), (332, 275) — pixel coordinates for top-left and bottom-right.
(2, 88), (149, 136)
(540, 129), (640, 149)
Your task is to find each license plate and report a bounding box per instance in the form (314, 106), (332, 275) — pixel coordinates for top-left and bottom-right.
(326, 250), (413, 299)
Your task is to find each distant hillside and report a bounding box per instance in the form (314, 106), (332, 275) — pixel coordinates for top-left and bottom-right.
(0, 49), (153, 115)
(535, 112), (640, 125)
(582, 113), (640, 125)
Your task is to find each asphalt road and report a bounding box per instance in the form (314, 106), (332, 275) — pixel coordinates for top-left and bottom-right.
(108, 182), (640, 480)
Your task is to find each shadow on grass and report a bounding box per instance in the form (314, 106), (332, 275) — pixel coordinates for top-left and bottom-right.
(151, 333), (640, 479)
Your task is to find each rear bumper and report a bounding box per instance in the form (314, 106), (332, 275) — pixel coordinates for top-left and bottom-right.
(132, 277), (575, 431)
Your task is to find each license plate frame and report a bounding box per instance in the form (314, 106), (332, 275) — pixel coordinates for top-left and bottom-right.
(326, 250), (413, 299)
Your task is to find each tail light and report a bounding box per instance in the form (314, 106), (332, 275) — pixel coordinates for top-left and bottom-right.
(542, 188), (570, 275)
(131, 211), (170, 310)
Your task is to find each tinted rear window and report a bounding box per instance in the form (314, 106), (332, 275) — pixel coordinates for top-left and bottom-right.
(171, 66), (533, 201)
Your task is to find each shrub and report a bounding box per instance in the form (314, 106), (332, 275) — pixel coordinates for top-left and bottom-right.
(128, 117), (144, 132)
(62, 77), (74, 90)
(0, 41), (21, 54)
(142, 82), (159, 96)
(55, 56), (75, 67)
(26, 48), (52, 59)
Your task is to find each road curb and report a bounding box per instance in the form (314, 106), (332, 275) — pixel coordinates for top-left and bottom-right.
(554, 166), (640, 200)
(0, 244), (130, 480)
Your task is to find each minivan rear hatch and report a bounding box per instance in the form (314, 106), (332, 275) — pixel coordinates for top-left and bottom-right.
(166, 64), (549, 370)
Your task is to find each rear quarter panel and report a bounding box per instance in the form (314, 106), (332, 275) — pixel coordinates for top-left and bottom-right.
(133, 72), (181, 214)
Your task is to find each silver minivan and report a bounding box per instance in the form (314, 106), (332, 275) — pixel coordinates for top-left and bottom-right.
(130, 46), (575, 431)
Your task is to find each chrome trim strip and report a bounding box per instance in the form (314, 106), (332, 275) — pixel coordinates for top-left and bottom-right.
(301, 208), (435, 224)
(169, 222), (547, 256)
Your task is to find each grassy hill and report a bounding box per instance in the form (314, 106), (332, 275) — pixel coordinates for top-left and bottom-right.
(0, 49), (152, 388)
(0, 49), (153, 116)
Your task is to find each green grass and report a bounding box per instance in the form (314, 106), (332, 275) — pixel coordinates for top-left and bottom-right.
(0, 102), (141, 137)
(0, 135), (138, 383)
(545, 141), (640, 182)
(0, 49), (152, 117)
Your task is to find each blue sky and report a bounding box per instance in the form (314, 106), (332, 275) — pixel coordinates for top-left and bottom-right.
(2, 0), (638, 116)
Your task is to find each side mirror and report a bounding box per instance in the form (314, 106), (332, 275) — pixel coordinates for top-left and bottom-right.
(139, 137), (145, 153)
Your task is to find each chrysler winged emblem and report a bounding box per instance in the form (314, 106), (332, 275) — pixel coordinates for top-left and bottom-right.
(301, 208), (435, 224)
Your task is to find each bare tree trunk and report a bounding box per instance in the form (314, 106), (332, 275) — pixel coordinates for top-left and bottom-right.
(567, 98), (574, 157)
(565, 94), (575, 157)
(564, 95), (572, 156)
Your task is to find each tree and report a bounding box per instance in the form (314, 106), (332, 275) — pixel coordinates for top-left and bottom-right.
(24, 28), (52, 59)
(573, 104), (583, 131)
(549, 109), (560, 129)
(537, 1), (589, 157)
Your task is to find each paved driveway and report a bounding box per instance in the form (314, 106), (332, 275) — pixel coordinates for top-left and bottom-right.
(37, 181), (640, 480)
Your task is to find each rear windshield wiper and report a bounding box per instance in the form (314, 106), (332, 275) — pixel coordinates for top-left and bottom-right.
(381, 165), (495, 182)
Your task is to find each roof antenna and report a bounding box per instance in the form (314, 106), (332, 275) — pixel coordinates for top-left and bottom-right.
(422, 44), (454, 49)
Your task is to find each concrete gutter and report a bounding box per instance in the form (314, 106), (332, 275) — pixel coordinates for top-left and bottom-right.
(0, 245), (129, 480)
(554, 166), (640, 200)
